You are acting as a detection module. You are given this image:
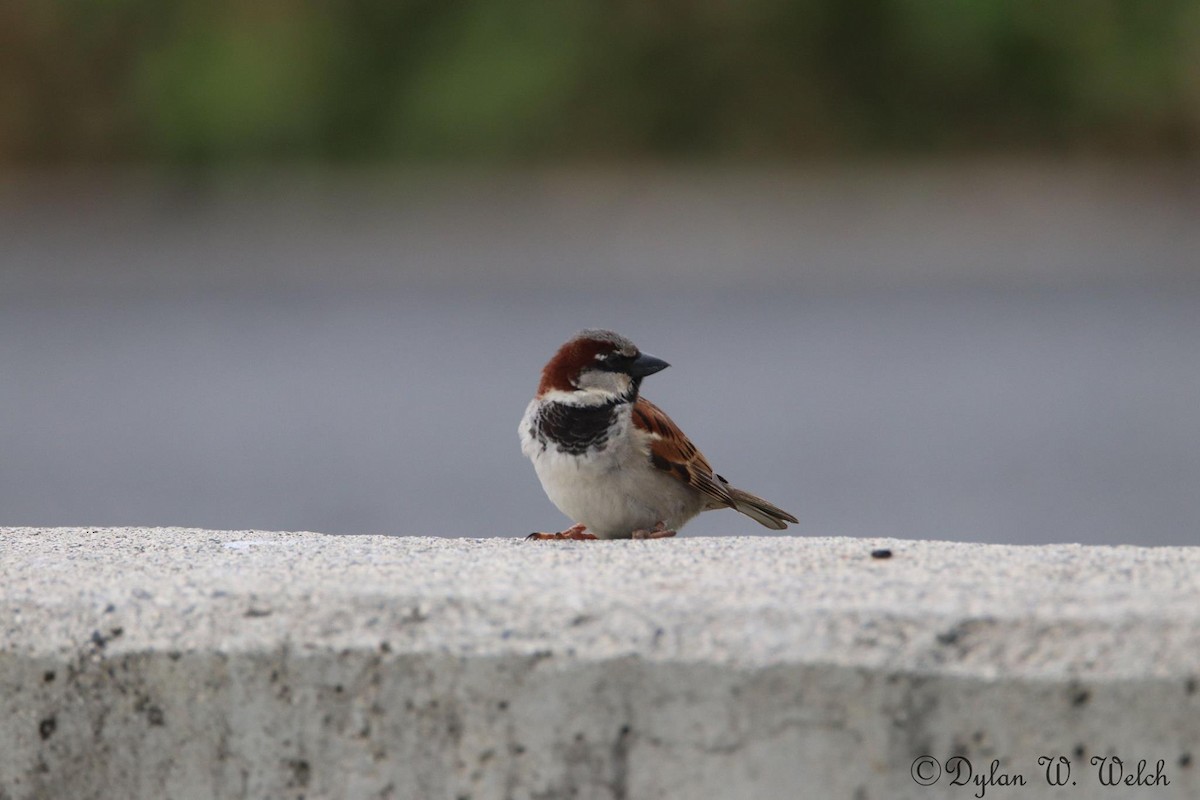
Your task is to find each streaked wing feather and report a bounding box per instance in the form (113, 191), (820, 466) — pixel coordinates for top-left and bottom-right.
(632, 397), (736, 508)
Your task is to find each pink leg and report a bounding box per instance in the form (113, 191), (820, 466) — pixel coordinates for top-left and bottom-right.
(526, 523), (598, 541)
(631, 521), (676, 540)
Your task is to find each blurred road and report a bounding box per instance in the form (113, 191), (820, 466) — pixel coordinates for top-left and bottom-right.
(2, 165), (1198, 544)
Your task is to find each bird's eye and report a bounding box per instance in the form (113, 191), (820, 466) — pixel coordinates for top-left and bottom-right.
(595, 352), (610, 361)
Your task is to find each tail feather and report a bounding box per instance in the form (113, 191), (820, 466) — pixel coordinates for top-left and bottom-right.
(727, 487), (798, 531)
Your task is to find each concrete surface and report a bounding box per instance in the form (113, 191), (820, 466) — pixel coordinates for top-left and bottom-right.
(1, 527), (1198, 799)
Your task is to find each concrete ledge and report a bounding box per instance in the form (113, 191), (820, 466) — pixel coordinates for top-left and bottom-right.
(1, 528), (1198, 799)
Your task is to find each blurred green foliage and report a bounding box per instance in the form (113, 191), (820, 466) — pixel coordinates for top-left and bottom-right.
(2, 0), (1198, 164)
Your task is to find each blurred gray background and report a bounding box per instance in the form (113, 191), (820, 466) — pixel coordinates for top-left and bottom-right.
(4, 165), (1199, 544)
(3, 3), (1200, 545)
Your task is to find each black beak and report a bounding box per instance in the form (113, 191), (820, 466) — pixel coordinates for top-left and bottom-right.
(628, 352), (670, 378)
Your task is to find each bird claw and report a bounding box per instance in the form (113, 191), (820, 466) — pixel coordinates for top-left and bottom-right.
(525, 524), (597, 541)
(631, 522), (676, 540)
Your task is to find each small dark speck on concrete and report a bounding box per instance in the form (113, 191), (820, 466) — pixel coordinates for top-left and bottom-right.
(287, 759), (311, 788)
(43, 671), (55, 683)
(936, 627), (961, 646)
(870, 548), (892, 559)
(146, 705), (165, 726)
(38, 717), (56, 740)
(1071, 688), (1091, 707)
(104, 603), (116, 613)
(89, 627), (124, 650)
(1186, 677), (1197, 695)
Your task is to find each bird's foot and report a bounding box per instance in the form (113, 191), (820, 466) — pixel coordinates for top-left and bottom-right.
(526, 524), (597, 541)
(631, 521), (676, 540)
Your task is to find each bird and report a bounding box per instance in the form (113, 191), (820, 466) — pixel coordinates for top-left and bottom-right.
(519, 329), (798, 540)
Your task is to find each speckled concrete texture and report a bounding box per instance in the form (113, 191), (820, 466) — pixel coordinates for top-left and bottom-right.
(1, 527), (1198, 799)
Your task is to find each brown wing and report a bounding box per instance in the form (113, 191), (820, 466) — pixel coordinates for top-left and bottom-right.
(631, 396), (736, 509)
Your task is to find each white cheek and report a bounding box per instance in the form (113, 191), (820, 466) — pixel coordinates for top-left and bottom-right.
(575, 369), (631, 397)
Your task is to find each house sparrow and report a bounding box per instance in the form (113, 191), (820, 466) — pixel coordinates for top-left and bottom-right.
(520, 329), (798, 540)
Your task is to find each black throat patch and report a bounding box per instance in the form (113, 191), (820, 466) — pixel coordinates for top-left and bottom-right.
(533, 398), (624, 455)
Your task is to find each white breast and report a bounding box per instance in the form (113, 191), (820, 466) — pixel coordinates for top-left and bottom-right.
(519, 399), (705, 538)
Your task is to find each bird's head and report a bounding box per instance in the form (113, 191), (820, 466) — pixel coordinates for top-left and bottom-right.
(537, 329), (670, 404)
